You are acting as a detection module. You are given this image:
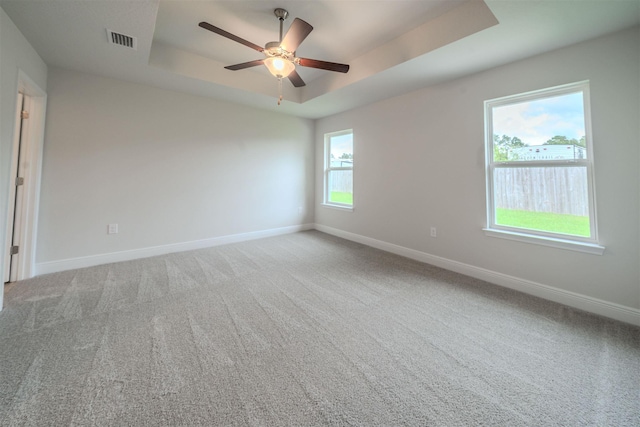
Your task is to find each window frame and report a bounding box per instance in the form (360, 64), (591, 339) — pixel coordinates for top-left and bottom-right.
(323, 129), (354, 210)
(484, 81), (604, 255)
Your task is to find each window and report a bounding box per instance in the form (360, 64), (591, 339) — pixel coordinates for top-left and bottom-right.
(324, 129), (353, 209)
(484, 81), (603, 254)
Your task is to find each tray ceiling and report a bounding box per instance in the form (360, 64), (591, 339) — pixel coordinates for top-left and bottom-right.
(1, 0), (638, 118)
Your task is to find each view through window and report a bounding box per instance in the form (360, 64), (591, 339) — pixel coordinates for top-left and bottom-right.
(485, 82), (598, 246)
(324, 130), (353, 208)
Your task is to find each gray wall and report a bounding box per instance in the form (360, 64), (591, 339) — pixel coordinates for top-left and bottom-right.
(37, 68), (314, 263)
(315, 27), (640, 311)
(0, 7), (48, 308)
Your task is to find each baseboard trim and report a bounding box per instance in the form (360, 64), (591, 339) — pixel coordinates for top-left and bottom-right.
(36, 224), (315, 276)
(314, 224), (640, 327)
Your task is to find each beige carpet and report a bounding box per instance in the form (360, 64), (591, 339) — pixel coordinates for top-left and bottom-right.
(1, 230), (638, 426)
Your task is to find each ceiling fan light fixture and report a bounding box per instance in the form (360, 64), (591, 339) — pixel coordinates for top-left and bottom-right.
(264, 56), (295, 78)
(199, 9), (349, 98)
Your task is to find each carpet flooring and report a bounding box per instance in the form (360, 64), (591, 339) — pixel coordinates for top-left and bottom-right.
(0, 230), (638, 426)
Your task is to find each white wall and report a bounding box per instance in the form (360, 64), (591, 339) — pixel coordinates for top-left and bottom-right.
(0, 7), (48, 308)
(315, 27), (640, 319)
(37, 68), (314, 267)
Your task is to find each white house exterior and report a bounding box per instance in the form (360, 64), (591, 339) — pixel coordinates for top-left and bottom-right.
(510, 145), (586, 161)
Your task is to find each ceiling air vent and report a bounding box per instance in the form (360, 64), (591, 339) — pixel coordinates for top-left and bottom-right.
(106, 29), (137, 50)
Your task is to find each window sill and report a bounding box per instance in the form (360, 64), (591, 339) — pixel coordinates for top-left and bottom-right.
(483, 228), (605, 255)
(321, 203), (353, 212)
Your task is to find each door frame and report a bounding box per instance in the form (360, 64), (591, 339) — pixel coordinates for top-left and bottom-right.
(3, 70), (47, 284)
(4, 92), (26, 283)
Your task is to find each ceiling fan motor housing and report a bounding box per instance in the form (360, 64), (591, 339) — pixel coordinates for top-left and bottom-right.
(264, 41), (293, 60)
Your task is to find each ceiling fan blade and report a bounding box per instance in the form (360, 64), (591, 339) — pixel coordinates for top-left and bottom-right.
(224, 59), (264, 71)
(280, 18), (313, 53)
(288, 70), (306, 87)
(297, 58), (349, 73)
(199, 21), (264, 53)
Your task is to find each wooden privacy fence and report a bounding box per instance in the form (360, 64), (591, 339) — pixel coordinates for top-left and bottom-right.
(494, 167), (589, 216)
(329, 170), (353, 193)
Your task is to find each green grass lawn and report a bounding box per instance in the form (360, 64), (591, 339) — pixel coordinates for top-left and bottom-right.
(496, 208), (590, 237)
(330, 191), (353, 205)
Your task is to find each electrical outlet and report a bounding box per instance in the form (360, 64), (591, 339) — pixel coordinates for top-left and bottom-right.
(108, 223), (118, 234)
(430, 226), (437, 238)
(298, 206), (303, 215)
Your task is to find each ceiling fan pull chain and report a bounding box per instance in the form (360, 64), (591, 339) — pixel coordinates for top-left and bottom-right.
(277, 77), (283, 105)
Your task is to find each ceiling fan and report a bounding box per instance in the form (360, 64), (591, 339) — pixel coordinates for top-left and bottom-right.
(198, 8), (349, 103)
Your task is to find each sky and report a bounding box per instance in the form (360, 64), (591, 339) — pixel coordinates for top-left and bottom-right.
(492, 91), (585, 146)
(330, 133), (353, 158)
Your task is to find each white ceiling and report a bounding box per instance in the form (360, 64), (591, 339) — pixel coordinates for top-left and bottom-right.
(2, 0), (639, 119)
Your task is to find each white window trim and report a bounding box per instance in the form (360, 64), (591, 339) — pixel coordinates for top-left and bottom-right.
(321, 202), (354, 212)
(483, 228), (605, 255)
(484, 81), (604, 255)
(323, 129), (354, 210)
